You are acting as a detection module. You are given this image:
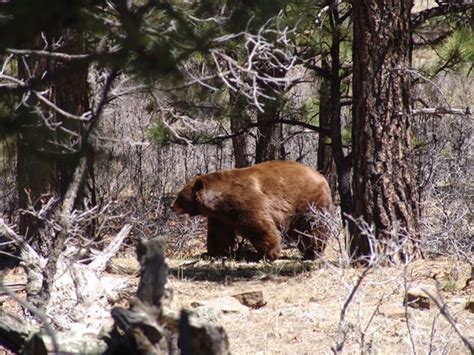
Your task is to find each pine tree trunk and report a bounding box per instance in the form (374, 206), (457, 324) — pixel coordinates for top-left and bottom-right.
(351, 0), (419, 260)
(229, 93), (251, 168)
(254, 102), (284, 164)
(254, 65), (286, 164)
(317, 75), (337, 200)
(326, 7), (354, 232)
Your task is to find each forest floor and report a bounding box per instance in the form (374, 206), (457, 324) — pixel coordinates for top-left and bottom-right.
(165, 251), (474, 354)
(1, 238), (473, 354)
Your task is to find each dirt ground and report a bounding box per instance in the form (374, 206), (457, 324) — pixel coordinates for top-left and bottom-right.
(164, 256), (473, 354)
(1, 246), (473, 354)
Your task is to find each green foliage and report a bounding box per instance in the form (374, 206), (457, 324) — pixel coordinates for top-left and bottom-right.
(0, 92), (20, 140)
(304, 98), (320, 125)
(341, 128), (351, 145)
(442, 279), (457, 292)
(412, 136), (426, 150)
(147, 121), (171, 147)
(429, 28), (474, 75)
(440, 148), (451, 159)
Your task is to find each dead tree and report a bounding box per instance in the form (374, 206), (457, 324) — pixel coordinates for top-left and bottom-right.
(106, 236), (230, 355)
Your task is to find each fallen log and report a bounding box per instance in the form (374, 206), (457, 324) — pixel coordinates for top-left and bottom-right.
(0, 222), (229, 353)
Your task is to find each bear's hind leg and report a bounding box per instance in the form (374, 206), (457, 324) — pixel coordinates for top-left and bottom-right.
(207, 217), (236, 257)
(296, 234), (319, 260)
(291, 216), (327, 260)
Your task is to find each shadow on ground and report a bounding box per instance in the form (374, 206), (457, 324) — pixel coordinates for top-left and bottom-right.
(168, 257), (324, 282)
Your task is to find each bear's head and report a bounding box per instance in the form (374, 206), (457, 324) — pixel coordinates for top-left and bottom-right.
(172, 177), (205, 216)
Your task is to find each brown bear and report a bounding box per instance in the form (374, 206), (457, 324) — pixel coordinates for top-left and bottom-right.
(172, 160), (333, 261)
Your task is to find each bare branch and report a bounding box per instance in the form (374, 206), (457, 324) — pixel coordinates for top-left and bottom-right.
(39, 156), (88, 304)
(412, 3), (474, 28)
(412, 106), (472, 116)
(31, 90), (93, 121)
(6, 48), (93, 62)
(0, 218), (42, 263)
(423, 288), (474, 353)
(0, 74), (26, 87)
(332, 266), (372, 354)
(207, 12), (301, 110)
(0, 54), (15, 74)
(89, 224), (132, 273)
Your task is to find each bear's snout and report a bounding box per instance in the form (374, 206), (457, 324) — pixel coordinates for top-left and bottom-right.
(172, 201), (186, 214)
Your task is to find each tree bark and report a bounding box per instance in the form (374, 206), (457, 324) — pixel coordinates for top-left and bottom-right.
(254, 65), (286, 164)
(326, 7), (354, 233)
(351, 0), (419, 260)
(317, 73), (337, 200)
(254, 101), (284, 164)
(229, 92), (251, 168)
(313, 7), (353, 232)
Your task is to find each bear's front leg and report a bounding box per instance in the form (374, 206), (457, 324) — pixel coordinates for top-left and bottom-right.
(252, 237), (281, 261)
(206, 217), (236, 257)
(239, 215), (282, 261)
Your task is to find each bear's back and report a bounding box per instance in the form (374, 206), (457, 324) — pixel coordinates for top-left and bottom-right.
(229, 160), (332, 209)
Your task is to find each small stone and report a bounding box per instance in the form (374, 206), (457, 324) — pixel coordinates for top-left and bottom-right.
(190, 306), (223, 323)
(379, 305), (411, 319)
(191, 296), (249, 314)
(403, 289), (432, 310)
(463, 281), (474, 294)
(232, 291), (266, 309)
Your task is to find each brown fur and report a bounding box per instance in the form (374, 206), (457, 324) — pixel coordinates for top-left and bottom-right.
(172, 160), (333, 261)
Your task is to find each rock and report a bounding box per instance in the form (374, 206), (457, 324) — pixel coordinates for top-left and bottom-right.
(191, 296), (249, 314)
(403, 288), (433, 310)
(379, 305), (411, 320)
(463, 280), (474, 294)
(191, 306), (224, 324)
(232, 291), (266, 309)
(465, 301), (474, 313)
(106, 257), (139, 275)
(462, 266), (474, 291)
(303, 311), (318, 322)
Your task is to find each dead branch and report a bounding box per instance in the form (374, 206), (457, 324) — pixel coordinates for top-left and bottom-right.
(0, 218), (39, 259)
(31, 89), (93, 121)
(331, 266), (372, 354)
(206, 12), (300, 111)
(412, 107), (472, 116)
(39, 156), (88, 305)
(89, 224), (132, 273)
(0, 218), (134, 353)
(6, 48), (94, 61)
(423, 288), (474, 353)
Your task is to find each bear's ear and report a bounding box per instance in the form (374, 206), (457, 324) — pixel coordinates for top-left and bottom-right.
(192, 178), (205, 194)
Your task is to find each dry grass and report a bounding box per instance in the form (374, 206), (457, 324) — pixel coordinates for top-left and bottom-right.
(1, 243), (473, 354)
(165, 256), (473, 354)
